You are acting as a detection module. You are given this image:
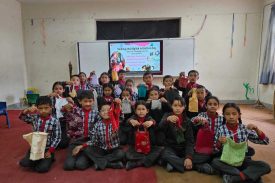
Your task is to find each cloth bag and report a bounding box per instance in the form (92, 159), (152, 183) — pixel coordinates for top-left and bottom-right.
(220, 138), (247, 166)
(55, 97), (68, 119)
(121, 99), (132, 114)
(179, 76), (188, 88)
(23, 132), (48, 161)
(195, 124), (214, 155)
(138, 84), (147, 99)
(151, 100), (162, 110)
(135, 128), (151, 154)
(189, 89), (198, 112)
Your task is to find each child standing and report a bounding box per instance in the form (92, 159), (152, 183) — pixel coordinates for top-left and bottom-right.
(191, 96), (223, 174)
(63, 91), (98, 171)
(159, 75), (180, 105)
(158, 97), (194, 173)
(97, 83), (121, 108)
(19, 96), (61, 173)
(137, 71), (159, 100)
(125, 101), (163, 170)
(75, 102), (125, 170)
(212, 103), (271, 183)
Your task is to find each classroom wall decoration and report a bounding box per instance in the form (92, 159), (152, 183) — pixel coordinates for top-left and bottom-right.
(243, 82), (254, 100)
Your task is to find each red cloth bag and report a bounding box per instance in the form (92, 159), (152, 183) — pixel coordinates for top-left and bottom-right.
(195, 124), (214, 155)
(135, 128), (151, 154)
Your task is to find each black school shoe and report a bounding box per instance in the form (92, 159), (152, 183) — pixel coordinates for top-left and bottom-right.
(125, 161), (143, 170)
(195, 163), (218, 175)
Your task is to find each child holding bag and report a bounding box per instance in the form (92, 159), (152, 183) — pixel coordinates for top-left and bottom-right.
(158, 97), (194, 173)
(212, 103), (271, 183)
(125, 101), (163, 170)
(191, 96), (223, 175)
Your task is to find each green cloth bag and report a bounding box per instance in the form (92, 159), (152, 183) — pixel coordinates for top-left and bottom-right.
(220, 138), (247, 167)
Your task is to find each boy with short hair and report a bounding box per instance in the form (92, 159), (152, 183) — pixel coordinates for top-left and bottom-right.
(174, 70), (211, 98)
(159, 75), (180, 105)
(63, 90), (99, 171)
(19, 96), (61, 173)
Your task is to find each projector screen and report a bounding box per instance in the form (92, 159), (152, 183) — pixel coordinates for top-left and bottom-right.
(108, 40), (163, 74)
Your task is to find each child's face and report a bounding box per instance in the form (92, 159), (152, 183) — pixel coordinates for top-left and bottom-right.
(149, 90), (159, 100)
(171, 100), (185, 115)
(223, 107), (240, 125)
(104, 87), (113, 97)
(53, 84), (64, 96)
(196, 88), (206, 101)
(37, 104), (52, 118)
(79, 73), (87, 83)
(79, 98), (94, 110)
(118, 73), (126, 80)
(143, 74), (153, 85)
(135, 104), (149, 118)
(206, 99), (219, 114)
(188, 72), (199, 83)
(71, 76), (80, 86)
(100, 105), (110, 120)
(163, 77), (173, 87)
(126, 82), (134, 90)
(121, 90), (131, 100)
(100, 74), (110, 84)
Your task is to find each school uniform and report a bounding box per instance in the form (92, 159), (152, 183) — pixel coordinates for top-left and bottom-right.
(212, 123), (271, 182)
(191, 112), (224, 174)
(63, 107), (99, 171)
(19, 113), (61, 173)
(125, 115), (163, 169)
(147, 99), (172, 125)
(50, 96), (70, 149)
(158, 112), (194, 173)
(82, 114), (125, 170)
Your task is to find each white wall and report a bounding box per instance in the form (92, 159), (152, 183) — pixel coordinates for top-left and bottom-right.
(258, 0), (275, 105)
(22, 0), (263, 101)
(0, 0), (27, 105)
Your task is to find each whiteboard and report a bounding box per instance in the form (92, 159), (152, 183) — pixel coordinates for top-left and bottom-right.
(77, 38), (194, 76)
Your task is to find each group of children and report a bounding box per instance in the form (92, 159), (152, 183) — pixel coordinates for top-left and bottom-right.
(19, 69), (271, 183)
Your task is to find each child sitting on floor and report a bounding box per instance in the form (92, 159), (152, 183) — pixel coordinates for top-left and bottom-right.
(19, 96), (61, 173)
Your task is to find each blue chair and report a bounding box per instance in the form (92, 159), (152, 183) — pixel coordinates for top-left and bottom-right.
(0, 102), (11, 128)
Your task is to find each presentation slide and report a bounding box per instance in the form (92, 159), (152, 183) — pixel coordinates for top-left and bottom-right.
(109, 41), (162, 73)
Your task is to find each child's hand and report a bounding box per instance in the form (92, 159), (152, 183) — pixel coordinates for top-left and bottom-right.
(66, 97), (74, 104)
(66, 81), (74, 85)
(63, 104), (73, 112)
(44, 151), (51, 159)
(184, 158), (192, 170)
(24, 106), (38, 114)
(129, 119), (140, 127)
(72, 145), (83, 156)
(146, 99), (152, 103)
(160, 97), (168, 103)
(48, 92), (58, 97)
(247, 124), (262, 135)
(143, 121), (154, 128)
(167, 115), (179, 123)
(194, 117), (208, 125)
(247, 124), (258, 131)
(219, 136), (227, 144)
(114, 98), (121, 104)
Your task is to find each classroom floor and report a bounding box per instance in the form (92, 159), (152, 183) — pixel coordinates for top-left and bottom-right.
(0, 105), (274, 183)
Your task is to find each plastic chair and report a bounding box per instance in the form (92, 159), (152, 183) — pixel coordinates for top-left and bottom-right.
(26, 94), (40, 106)
(0, 102), (11, 128)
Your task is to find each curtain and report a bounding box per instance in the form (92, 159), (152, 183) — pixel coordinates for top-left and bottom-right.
(260, 5), (275, 84)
